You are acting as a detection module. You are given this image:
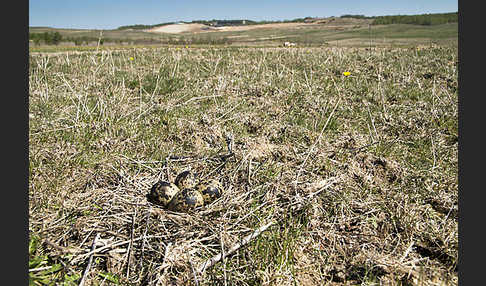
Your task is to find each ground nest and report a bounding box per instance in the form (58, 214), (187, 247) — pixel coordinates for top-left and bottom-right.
(29, 46), (458, 285)
(33, 142), (343, 285)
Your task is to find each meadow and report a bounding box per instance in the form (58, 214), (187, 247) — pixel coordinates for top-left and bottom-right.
(29, 20), (458, 50)
(29, 42), (458, 285)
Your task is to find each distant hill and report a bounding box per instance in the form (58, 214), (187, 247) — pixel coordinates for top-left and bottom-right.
(117, 19), (259, 30)
(116, 12), (457, 30)
(115, 16), (354, 31)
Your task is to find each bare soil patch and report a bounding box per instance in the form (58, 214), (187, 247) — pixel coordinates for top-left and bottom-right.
(147, 23), (216, 34)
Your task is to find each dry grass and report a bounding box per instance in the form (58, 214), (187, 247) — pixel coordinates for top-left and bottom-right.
(29, 44), (458, 285)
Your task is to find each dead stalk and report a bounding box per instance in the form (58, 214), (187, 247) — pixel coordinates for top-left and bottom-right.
(79, 233), (100, 286)
(295, 98), (341, 187)
(197, 220), (275, 275)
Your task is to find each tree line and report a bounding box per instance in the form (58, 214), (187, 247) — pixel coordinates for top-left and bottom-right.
(29, 31), (100, 46)
(29, 31), (233, 46)
(340, 14), (374, 19)
(116, 23), (174, 30)
(29, 31), (122, 46)
(29, 31), (63, 45)
(371, 12), (457, 26)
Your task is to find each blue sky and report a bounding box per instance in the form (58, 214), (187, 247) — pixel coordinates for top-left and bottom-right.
(29, 0), (458, 30)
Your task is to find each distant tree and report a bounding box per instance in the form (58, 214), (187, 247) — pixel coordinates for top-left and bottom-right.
(29, 33), (43, 45)
(42, 32), (52, 44)
(52, 32), (62, 45)
(340, 14), (372, 19)
(81, 36), (89, 45)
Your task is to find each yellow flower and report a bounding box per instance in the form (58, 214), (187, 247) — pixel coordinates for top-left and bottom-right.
(343, 71), (351, 76)
(129, 57), (134, 61)
(185, 45), (189, 49)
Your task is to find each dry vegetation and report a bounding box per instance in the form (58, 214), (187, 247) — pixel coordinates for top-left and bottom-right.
(29, 44), (458, 285)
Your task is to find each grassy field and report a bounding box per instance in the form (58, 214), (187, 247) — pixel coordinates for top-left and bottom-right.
(30, 20), (457, 50)
(29, 42), (458, 285)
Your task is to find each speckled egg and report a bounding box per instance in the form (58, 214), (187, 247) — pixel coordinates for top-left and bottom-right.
(147, 181), (180, 207)
(196, 179), (224, 204)
(167, 188), (204, 212)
